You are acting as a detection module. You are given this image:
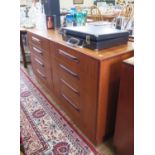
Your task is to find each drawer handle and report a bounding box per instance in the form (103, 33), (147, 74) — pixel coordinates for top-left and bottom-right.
(60, 78), (79, 95)
(34, 58), (44, 67)
(36, 69), (45, 78)
(61, 92), (80, 112)
(32, 36), (40, 43)
(58, 49), (79, 63)
(59, 64), (79, 79)
(33, 47), (42, 54)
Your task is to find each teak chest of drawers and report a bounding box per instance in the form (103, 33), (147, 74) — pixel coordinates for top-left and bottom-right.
(27, 29), (134, 145)
(113, 58), (134, 155)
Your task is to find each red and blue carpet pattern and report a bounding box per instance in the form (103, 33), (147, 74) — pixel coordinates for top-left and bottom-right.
(20, 69), (99, 155)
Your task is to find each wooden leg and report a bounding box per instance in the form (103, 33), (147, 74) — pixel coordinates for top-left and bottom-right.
(20, 33), (27, 68)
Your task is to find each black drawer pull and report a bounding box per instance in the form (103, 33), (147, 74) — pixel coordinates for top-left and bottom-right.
(58, 49), (79, 63)
(59, 64), (79, 79)
(61, 93), (80, 112)
(34, 58), (44, 67)
(33, 47), (42, 54)
(60, 78), (79, 95)
(36, 69), (45, 78)
(32, 36), (41, 43)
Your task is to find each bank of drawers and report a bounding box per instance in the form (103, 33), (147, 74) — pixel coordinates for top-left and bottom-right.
(28, 32), (51, 89)
(52, 43), (81, 120)
(27, 31), (134, 145)
(31, 53), (51, 88)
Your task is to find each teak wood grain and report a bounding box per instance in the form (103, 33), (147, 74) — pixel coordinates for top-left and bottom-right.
(27, 28), (134, 145)
(113, 58), (134, 155)
(28, 32), (53, 91)
(96, 53), (134, 144)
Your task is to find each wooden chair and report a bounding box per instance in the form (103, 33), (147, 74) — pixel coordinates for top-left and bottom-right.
(121, 2), (134, 29)
(121, 2), (134, 18)
(89, 5), (102, 21)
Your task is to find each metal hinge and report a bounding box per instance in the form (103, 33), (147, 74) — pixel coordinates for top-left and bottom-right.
(86, 35), (91, 45)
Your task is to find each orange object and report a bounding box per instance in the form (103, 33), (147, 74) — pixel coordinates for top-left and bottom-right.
(47, 16), (53, 29)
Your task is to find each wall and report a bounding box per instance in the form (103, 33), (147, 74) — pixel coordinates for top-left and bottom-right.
(60, 0), (94, 9)
(20, 0), (33, 6)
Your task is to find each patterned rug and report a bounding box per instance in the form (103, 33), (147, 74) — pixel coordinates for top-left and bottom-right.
(20, 69), (100, 155)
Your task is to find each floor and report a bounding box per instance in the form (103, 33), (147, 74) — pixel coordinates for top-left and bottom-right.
(20, 151), (24, 155)
(21, 63), (116, 155)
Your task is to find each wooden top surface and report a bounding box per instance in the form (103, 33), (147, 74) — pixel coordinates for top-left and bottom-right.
(27, 28), (134, 61)
(20, 27), (27, 32)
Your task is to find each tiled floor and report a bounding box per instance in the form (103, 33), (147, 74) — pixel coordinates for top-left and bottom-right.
(21, 63), (116, 155)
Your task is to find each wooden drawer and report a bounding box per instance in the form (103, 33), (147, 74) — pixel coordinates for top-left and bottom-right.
(58, 89), (81, 127)
(60, 78), (80, 111)
(29, 43), (50, 60)
(28, 32), (50, 51)
(54, 79), (81, 127)
(53, 43), (80, 72)
(31, 53), (49, 71)
(58, 61), (80, 80)
(32, 63), (47, 86)
(52, 57), (82, 125)
(53, 60), (80, 92)
(31, 54), (51, 89)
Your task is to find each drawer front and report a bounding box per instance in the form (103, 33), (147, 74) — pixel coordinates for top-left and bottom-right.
(53, 64), (81, 125)
(58, 62), (80, 80)
(28, 32), (50, 51)
(31, 54), (51, 89)
(51, 42), (99, 142)
(54, 43), (80, 73)
(29, 43), (50, 60)
(31, 53), (49, 72)
(52, 60), (80, 109)
(32, 62), (47, 86)
(53, 60), (80, 92)
(58, 90), (81, 126)
(60, 78), (80, 111)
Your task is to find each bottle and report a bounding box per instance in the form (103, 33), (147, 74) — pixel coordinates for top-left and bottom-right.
(47, 16), (53, 29)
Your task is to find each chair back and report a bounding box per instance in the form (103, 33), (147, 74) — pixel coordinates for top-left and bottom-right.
(90, 5), (102, 21)
(122, 2), (134, 18)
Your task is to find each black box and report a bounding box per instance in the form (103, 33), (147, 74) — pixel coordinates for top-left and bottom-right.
(61, 25), (129, 50)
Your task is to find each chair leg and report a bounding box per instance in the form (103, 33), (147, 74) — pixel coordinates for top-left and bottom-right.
(20, 144), (25, 154)
(20, 33), (27, 68)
